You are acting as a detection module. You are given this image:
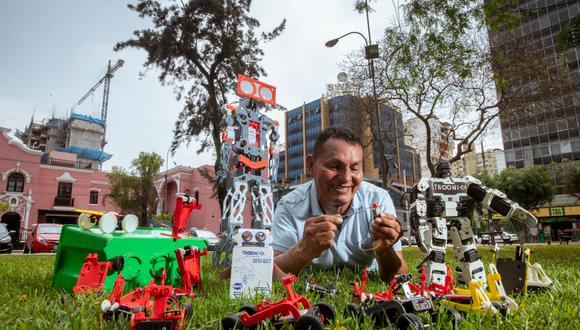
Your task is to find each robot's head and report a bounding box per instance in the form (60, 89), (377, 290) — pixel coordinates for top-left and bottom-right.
(435, 160), (452, 178)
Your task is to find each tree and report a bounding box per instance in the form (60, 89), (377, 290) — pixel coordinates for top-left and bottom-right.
(493, 166), (555, 211)
(561, 161), (580, 198)
(115, 0), (285, 208)
(0, 201), (8, 213)
(340, 0), (569, 177)
(106, 152), (164, 226)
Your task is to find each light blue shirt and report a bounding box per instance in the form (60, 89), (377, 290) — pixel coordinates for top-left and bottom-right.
(273, 181), (402, 269)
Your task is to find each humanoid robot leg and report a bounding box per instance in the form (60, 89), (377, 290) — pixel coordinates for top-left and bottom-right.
(250, 181), (274, 231)
(448, 218), (486, 287)
(417, 217), (448, 287)
(212, 179), (248, 267)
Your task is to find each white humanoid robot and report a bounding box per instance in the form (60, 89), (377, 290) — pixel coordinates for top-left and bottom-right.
(212, 74), (280, 268)
(409, 161), (537, 288)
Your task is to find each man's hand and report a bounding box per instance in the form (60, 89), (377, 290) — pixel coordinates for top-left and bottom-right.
(298, 215), (343, 259)
(371, 212), (403, 253)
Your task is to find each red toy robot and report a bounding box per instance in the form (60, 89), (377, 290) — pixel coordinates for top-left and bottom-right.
(222, 275), (335, 330)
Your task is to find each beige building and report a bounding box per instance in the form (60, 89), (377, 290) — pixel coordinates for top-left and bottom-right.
(452, 148), (506, 177)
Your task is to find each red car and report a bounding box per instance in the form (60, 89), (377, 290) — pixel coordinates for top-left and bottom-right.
(24, 223), (63, 253)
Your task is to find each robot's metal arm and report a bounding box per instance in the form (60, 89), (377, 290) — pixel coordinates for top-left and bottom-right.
(409, 178), (430, 252)
(464, 176), (537, 228)
(216, 105), (236, 182)
(268, 122), (280, 183)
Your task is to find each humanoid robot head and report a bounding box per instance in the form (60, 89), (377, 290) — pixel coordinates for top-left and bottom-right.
(435, 160), (452, 178)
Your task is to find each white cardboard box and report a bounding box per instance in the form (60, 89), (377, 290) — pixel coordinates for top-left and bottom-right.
(229, 228), (273, 298)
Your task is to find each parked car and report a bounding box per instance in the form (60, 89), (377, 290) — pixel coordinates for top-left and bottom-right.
(189, 228), (219, 251)
(24, 223), (63, 253)
(400, 235), (417, 246)
(0, 223), (14, 254)
(480, 231), (519, 245)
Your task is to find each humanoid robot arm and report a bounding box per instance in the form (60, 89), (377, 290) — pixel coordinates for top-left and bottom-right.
(216, 105), (236, 182)
(464, 176), (537, 228)
(268, 124), (280, 183)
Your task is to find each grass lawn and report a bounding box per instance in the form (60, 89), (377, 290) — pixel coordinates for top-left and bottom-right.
(0, 245), (579, 329)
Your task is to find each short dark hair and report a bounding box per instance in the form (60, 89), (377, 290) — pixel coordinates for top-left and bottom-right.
(313, 127), (363, 159)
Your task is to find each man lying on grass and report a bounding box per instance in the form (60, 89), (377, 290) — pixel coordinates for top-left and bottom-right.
(273, 127), (408, 281)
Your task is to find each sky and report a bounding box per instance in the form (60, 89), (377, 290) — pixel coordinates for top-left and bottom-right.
(0, 0), (405, 171)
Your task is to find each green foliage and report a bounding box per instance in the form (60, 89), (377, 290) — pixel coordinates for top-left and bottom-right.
(106, 152), (163, 226)
(340, 1), (565, 177)
(562, 161), (580, 195)
(493, 166), (556, 210)
(150, 212), (172, 227)
(473, 170), (497, 188)
(2, 246), (580, 329)
(556, 14), (580, 52)
(0, 201), (9, 213)
(106, 166), (140, 211)
(116, 0), (285, 207)
(353, 0), (374, 14)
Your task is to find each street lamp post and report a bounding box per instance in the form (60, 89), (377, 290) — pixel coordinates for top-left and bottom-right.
(325, 32), (388, 188)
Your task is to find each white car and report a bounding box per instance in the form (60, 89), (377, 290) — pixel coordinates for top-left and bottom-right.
(189, 228), (219, 251)
(481, 231), (519, 245)
(400, 235), (417, 246)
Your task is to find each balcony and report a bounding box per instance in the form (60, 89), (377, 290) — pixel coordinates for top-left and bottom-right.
(54, 197), (74, 207)
(41, 157), (93, 169)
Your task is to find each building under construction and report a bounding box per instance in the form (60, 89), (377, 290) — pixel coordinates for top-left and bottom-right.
(17, 113), (112, 170)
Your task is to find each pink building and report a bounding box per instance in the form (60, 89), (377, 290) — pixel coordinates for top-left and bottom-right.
(0, 127), (120, 245)
(0, 125), (236, 244)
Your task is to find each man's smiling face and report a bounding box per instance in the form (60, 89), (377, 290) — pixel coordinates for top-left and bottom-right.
(308, 137), (364, 214)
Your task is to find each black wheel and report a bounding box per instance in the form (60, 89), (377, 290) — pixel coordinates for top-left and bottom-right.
(312, 302), (336, 324)
(344, 303), (363, 321)
(238, 304), (258, 315)
(294, 313), (324, 330)
(183, 302), (193, 319)
(396, 313), (424, 330)
(112, 256), (124, 272)
(446, 307), (462, 330)
(371, 300), (406, 325)
(222, 315), (243, 330)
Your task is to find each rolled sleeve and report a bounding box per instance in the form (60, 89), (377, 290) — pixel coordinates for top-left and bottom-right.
(272, 200), (298, 253)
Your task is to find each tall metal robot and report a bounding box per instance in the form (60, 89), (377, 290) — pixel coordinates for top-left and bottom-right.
(212, 74), (280, 268)
(409, 161), (537, 288)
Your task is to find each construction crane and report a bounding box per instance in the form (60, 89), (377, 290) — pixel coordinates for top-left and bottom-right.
(77, 59), (124, 150)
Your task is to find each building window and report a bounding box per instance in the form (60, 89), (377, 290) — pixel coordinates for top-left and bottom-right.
(57, 182), (73, 199)
(6, 172), (25, 193)
(89, 191), (99, 205)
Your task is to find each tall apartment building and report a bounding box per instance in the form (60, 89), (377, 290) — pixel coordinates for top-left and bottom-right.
(17, 113), (111, 170)
(404, 116), (455, 178)
(278, 95), (421, 187)
(488, 1), (579, 169)
(451, 149), (507, 177)
(487, 1), (580, 238)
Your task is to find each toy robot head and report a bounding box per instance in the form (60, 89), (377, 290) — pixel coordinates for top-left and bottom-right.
(435, 160), (452, 178)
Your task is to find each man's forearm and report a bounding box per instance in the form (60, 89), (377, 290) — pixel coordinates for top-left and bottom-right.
(375, 247), (408, 282)
(274, 244), (313, 275)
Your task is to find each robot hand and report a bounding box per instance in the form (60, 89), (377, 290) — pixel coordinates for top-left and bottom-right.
(506, 205), (537, 228)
